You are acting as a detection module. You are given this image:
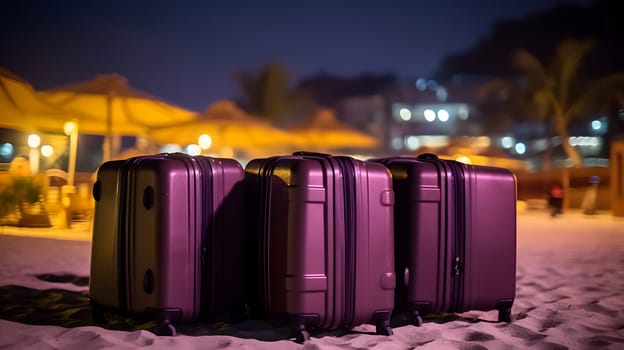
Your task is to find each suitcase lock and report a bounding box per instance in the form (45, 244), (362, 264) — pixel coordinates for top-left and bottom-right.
(403, 267), (409, 286)
(453, 257), (462, 276)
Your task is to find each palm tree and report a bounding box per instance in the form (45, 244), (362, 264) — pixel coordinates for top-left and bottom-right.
(234, 61), (312, 123)
(511, 39), (624, 168)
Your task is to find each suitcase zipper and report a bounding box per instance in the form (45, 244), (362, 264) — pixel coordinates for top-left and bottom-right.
(447, 161), (466, 312)
(336, 157), (356, 327)
(418, 154), (466, 313)
(122, 156), (142, 314)
(194, 156), (213, 316)
(259, 156), (281, 312)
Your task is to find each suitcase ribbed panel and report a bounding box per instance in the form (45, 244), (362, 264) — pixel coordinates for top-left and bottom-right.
(373, 154), (516, 324)
(90, 153), (245, 331)
(245, 153), (395, 341)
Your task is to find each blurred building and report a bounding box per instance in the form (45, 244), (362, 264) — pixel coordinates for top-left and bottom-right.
(338, 75), (624, 170)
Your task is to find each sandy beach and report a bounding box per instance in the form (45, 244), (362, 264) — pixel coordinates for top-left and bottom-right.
(1, 209), (623, 349)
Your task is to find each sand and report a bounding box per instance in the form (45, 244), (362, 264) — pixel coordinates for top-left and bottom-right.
(1, 210), (623, 349)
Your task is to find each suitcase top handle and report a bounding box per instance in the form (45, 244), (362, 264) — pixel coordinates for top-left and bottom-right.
(417, 153), (439, 160)
(293, 151), (332, 157)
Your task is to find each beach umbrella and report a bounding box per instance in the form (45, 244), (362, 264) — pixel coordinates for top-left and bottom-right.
(39, 74), (196, 161)
(148, 100), (304, 155)
(0, 67), (84, 133)
(0, 68), (97, 184)
(289, 108), (379, 150)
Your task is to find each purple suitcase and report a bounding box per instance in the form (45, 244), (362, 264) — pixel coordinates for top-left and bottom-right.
(244, 152), (396, 342)
(373, 153), (516, 325)
(89, 153), (245, 335)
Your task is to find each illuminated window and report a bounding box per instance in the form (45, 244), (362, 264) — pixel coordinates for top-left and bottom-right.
(437, 109), (450, 122)
(399, 108), (412, 121)
(591, 120), (602, 130)
(424, 109), (436, 122)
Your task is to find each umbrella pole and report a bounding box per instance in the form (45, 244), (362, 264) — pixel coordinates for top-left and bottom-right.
(103, 94), (113, 162)
(67, 122), (78, 186)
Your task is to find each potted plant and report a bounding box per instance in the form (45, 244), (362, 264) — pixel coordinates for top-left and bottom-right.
(0, 176), (51, 228)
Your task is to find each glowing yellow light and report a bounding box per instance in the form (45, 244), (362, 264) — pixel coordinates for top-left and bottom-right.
(455, 155), (472, 164)
(41, 145), (54, 157)
(198, 134), (212, 149)
(27, 134), (41, 148)
(64, 121), (77, 136)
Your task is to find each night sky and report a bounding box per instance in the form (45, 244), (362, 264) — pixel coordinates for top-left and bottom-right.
(1, 0), (593, 112)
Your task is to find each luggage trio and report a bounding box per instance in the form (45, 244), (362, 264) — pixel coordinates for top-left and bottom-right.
(89, 152), (517, 341)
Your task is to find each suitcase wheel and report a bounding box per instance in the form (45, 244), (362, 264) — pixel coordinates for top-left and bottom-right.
(496, 300), (513, 323)
(291, 314), (318, 343)
(295, 328), (310, 343)
(497, 308), (512, 323)
(375, 322), (393, 336)
(407, 310), (423, 327)
(373, 310), (394, 335)
(91, 305), (106, 324)
(151, 319), (177, 336)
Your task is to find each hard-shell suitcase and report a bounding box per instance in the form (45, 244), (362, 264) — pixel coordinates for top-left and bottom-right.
(244, 152), (396, 342)
(373, 154), (516, 325)
(89, 153), (245, 335)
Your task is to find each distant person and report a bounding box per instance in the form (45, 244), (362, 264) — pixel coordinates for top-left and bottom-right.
(548, 183), (564, 217)
(581, 176), (599, 215)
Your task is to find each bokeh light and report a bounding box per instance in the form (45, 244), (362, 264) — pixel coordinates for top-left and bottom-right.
(160, 144), (183, 153)
(399, 108), (412, 121)
(391, 137), (403, 150)
(185, 144), (202, 155)
(415, 78), (427, 91)
(41, 145), (54, 157)
(455, 155), (472, 164)
(591, 119), (602, 130)
(436, 87), (448, 101)
(198, 134), (212, 149)
(404, 136), (420, 150)
(27, 134), (41, 148)
(437, 109), (450, 122)
(424, 109), (436, 122)
(458, 105), (470, 120)
(0, 143), (13, 157)
(501, 136), (514, 149)
(64, 121), (77, 136)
